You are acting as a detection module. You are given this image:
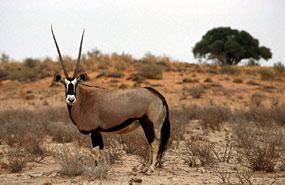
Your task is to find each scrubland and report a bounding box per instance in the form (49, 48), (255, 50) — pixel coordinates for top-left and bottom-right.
(0, 52), (285, 184)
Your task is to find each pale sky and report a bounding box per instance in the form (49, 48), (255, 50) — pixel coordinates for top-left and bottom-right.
(0, 0), (284, 66)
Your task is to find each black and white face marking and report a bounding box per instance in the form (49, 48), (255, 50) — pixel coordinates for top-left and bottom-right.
(65, 78), (78, 105)
(54, 73), (87, 105)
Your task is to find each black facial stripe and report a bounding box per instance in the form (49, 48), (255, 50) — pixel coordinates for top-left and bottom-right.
(65, 78), (77, 96)
(67, 83), (75, 95)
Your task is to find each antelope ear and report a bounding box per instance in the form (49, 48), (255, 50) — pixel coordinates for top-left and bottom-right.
(54, 74), (62, 82)
(78, 73), (87, 81)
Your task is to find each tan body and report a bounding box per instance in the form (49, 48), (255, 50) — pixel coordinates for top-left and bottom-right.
(70, 84), (163, 133)
(67, 84), (169, 172)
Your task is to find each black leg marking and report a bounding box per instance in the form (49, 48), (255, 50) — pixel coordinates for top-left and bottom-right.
(91, 131), (104, 150)
(139, 115), (155, 144)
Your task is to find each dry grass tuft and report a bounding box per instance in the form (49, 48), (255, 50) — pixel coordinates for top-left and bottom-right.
(182, 78), (199, 83)
(5, 146), (30, 173)
(204, 77), (213, 83)
(233, 78), (243, 83)
(107, 72), (125, 78)
(246, 80), (260, 86)
(232, 105), (285, 127)
(183, 86), (205, 99)
(103, 136), (123, 164)
(138, 63), (163, 79)
(220, 66), (240, 75)
(181, 137), (216, 167)
(213, 141), (233, 163)
(233, 121), (284, 172)
(258, 68), (275, 80)
(199, 105), (231, 130)
(54, 144), (110, 178)
(273, 62), (285, 75)
(250, 93), (266, 107)
(169, 105), (201, 147)
(121, 132), (149, 165)
(234, 168), (254, 185)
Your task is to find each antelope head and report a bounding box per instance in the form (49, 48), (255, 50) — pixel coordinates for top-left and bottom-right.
(51, 26), (87, 105)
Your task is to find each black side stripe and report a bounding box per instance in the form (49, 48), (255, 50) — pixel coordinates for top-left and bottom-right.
(67, 104), (138, 134)
(99, 118), (139, 132)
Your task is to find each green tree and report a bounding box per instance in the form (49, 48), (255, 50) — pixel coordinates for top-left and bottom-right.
(193, 27), (272, 65)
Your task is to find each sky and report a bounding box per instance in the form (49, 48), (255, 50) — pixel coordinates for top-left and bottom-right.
(0, 0), (284, 66)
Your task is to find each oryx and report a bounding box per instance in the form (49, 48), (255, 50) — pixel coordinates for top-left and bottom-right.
(51, 26), (170, 172)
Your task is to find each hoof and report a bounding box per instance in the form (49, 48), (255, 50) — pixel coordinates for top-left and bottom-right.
(140, 167), (154, 174)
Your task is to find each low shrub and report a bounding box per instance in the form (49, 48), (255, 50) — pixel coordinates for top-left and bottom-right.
(23, 134), (47, 163)
(6, 146), (30, 173)
(231, 105), (285, 127)
(138, 63), (163, 79)
(127, 73), (145, 83)
(273, 62), (285, 75)
(0, 69), (8, 80)
(220, 66), (240, 75)
(204, 77), (213, 83)
(183, 86), (205, 99)
(258, 68), (275, 80)
(181, 137), (215, 167)
(250, 93), (266, 107)
(199, 105), (231, 130)
(213, 141), (233, 163)
(182, 78), (199, 83)
(245, 60), (260, 66)
(107, 72), (125, 78)
(121, 131), (149, 164)
(233, 78), (243, 83)
(233, 121), (284, 172)
(169, 105), (201, 147)
(54, 144), (110, 178)
(246, 80), (260, 86)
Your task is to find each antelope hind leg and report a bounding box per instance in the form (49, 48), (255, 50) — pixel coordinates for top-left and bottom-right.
(140, 144), (153, 173)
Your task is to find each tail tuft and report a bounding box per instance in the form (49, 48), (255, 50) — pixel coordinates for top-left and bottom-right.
(157, 109), (170, 162)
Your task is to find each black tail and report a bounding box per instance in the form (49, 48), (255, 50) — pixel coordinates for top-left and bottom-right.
(144, 87), (170, 162)
(157, 105), (170, 161)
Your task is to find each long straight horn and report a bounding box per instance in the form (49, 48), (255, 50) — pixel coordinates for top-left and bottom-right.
(51, 25), (69, 78)
(73, 29), (85, 77)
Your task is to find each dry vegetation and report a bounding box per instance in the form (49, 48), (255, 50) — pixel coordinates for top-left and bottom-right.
(0, 51), (285, 184)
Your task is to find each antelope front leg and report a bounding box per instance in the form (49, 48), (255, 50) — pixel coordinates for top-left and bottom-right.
(92, 147), (106, 164)
(91, 131), (105, 165)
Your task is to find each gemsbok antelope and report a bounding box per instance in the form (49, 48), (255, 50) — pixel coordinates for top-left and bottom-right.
(51, 26), (170, 172)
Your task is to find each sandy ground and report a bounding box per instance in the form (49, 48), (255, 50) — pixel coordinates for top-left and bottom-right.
(0, 68), (285, 184)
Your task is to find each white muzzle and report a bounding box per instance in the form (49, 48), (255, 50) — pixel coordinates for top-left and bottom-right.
(66, 95), (76, 104)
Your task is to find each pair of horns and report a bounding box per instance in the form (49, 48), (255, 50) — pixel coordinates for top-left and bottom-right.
(51, 26), (85, 78)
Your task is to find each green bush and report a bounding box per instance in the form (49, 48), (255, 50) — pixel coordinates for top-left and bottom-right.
(138, 63), (163, 79)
